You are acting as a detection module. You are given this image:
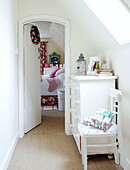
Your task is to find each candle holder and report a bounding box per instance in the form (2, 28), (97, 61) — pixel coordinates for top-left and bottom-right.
(76, 53), (86, 75)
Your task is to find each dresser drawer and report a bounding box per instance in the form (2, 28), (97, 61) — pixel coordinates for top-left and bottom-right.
(73, 126), (81, 154)
(73, 99), (80, 111)
(70, 79), (81, 153)
(70, 122), (81, 154)
(71, 80), (80, 116)
(71, 112), (81, 129)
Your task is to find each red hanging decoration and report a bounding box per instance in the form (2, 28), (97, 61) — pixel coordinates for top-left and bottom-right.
(40, 42), (48, 75)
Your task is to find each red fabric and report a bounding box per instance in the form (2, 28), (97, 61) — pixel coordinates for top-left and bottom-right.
(46, 78), (61, 92)
(44, 63), (49, 68)
(40, 42), (47, 75)
(49, 68), (60, 78)
(41, 96), (58, 106)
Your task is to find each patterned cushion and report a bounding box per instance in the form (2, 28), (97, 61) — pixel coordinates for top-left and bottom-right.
(78, 122), (117, 137)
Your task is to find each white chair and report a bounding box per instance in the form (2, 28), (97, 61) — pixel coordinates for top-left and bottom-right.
(78, 88), (122, 170)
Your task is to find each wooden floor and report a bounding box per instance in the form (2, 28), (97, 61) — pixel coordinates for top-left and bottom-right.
(8, 110), (123, 170)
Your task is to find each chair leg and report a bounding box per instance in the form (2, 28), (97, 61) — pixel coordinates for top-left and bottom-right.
(83, 137), (87, 170)
(81, 137), (84, 165)
(113, 136), (120, 164)
(81, 137), (89, 166)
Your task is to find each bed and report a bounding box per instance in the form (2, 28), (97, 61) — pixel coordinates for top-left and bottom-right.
(41, 73), (64, 107)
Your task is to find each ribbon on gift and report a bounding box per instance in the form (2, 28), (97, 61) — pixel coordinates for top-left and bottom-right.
(96, 108), (113, 122)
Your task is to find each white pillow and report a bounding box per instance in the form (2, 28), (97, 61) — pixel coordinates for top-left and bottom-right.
(57, 73), (65, 81)
(55, 66), (65, 76)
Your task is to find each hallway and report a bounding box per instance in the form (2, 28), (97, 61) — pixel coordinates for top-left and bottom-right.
(8, 111), (122, 170)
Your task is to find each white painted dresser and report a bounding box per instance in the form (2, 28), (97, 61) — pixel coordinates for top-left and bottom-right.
(70, 75), (117, 155)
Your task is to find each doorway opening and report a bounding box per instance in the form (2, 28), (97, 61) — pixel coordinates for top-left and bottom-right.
(23, 21), (65, 133)
(19, 16), (71, 137)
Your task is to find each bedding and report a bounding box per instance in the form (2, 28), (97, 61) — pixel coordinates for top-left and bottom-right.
(55, 65), (65, 76)
(44, 67), (56, 75)
(41, 74), (64, 96)
(41, 72), (65, 106)
(49, 67), (60, 78)
(46, 78), (61, 92)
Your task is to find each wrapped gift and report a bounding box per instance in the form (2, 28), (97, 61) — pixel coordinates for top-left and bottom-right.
(83, 117), (93, 126)
(83, 108), (113, 131)
(96, 108), (113, 121)
(101, 117), (112, 130)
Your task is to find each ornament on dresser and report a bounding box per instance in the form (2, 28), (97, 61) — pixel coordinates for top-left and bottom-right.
(76, 53), (86, 75)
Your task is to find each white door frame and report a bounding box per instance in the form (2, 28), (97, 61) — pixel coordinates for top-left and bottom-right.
(19, 15), (71, 138)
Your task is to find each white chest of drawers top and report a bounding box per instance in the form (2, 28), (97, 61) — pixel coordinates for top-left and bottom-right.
(70, 75), (117, 154)
(70, 75), (117, 83)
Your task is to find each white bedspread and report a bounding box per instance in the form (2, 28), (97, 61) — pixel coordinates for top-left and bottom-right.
(41, 75), (64, 96)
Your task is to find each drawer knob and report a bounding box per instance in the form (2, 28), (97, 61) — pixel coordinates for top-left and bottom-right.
(70, 124), (74, 128)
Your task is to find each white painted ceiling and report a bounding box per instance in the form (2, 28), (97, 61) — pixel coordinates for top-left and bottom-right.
(32, 21), (65, 52)
(123, 0), (130, 9)
(83, 0), (130, 45)
(32, 21), (51, 38)
(58, 0), (130, 53)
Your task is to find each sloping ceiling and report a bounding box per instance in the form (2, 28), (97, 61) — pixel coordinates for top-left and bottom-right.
(32, 21), (65, 52)
(59, 0), (120, 53)
(18, 0), (124, 55)
(18, 0), (130, 55)
(123, 0), (130, 9)
(33, 21), (52, 38)
(50, 23), (65, 52)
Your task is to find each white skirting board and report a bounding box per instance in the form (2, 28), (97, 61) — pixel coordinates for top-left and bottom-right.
(1, 132), (19, 170)
(120, 154), (130, 170)
(120, 155), (125, 169)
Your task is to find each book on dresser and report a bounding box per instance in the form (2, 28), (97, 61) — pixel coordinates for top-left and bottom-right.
(96, 69), (113, 76)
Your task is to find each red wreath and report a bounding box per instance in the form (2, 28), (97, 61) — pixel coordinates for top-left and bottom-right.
(30, 26), (40, 45)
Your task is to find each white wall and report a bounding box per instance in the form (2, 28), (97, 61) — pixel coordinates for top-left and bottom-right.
(98, 44), (130, 169)
(0, 0), (18, 169)
(59, 0), (120, 72)
(48, 38), (64, 64)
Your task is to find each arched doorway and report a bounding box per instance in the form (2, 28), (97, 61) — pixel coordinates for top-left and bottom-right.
(18, 15), (71, 137)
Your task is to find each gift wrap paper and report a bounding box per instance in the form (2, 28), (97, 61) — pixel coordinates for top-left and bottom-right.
(83, 108), (113, 131)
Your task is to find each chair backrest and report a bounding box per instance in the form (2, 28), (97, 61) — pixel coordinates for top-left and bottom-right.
(109, 88), (122, 126)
